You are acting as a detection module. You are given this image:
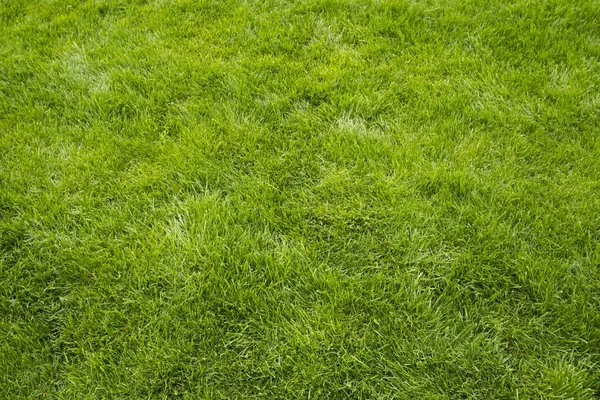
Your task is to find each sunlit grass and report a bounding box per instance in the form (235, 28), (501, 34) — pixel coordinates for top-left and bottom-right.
(1, 0), (600, 398)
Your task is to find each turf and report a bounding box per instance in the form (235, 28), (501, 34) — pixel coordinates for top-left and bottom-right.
(1, 0), (600, 398)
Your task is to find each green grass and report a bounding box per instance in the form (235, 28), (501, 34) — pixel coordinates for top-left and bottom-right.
(1, 0), (600, 398)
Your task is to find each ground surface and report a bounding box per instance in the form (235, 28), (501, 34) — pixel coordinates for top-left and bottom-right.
(1, 0), (600, 398)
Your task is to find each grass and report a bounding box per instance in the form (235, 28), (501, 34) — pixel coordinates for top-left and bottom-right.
(1, 0), (600, 398)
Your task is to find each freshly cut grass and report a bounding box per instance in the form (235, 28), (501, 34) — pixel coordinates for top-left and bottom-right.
(1, 0), (600, 398)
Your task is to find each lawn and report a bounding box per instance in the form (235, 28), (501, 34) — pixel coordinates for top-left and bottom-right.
(1, 0), (600, 398)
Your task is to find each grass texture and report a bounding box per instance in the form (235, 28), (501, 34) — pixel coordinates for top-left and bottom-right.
(1, 0), (600, 398)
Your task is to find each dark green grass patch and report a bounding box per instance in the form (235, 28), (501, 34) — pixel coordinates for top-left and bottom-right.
(1, 0), (600, 398)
